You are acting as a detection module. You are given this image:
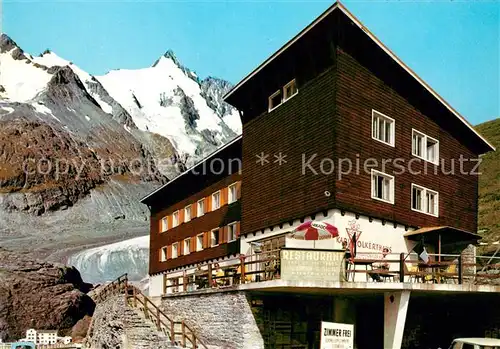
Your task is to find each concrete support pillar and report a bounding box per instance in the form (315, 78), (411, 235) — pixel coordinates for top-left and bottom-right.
(333, 297), (356, 347)
(384, 291), (410, 349)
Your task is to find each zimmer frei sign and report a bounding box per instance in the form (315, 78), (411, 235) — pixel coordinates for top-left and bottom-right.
(320, 322), (354, 349)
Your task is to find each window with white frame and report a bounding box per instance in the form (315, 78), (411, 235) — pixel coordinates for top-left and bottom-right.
(211, 229), (220, 247)
(197, 199), (205, 217)
(160, 246), (167, 262)
(196, 233), (204, 251)
(227, 223), (237, 242)
(283, 79), (298, 101)
(411, 184), (439, 217)
(228, 183), (237, 204)
(268, 90), (282, 111)
(372, 110), (395, 146)
(172, 242), (178, 259)
(412, 129), (439, 164)
(212, 191), (221, 210)
(184, 205), (191, 223)
(172, 211), (179, 227)
(184, 238), (191, 255)
(160, 217), (168, 232)
(371, 170), (395, 204)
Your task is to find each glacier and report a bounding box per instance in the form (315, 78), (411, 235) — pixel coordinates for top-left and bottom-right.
(68, 235), (150, 284)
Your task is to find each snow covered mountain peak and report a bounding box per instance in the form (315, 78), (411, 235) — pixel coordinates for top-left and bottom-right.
(0, 33), (19, 53)
(0, 32), (241, 162)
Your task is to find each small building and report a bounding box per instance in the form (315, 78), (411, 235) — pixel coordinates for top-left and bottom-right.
(57, 336), (72, 345)
(18, 329), (58, 345)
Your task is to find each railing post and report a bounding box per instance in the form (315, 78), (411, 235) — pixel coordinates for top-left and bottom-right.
(170, 321), (175, 344)
(240, 257), (246, 284)
(208, 263), (213, 288)
(183, 271), (187, 292)
(399, 253), (405, 283)
(193, 333), (197, 349)
(156, 307), (161, 330)
(133, 287), (137, 308)
(182, 321), (186, 347)
(124, 278), (128, 304)
(458, 255), (463, 284)
(144, 298), (149, 318)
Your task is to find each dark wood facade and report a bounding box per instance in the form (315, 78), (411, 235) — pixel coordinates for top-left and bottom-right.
(144, 138), (242, 275)
(225, 4), (491, 237)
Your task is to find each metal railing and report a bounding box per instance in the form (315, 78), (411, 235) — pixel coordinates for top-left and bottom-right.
(163, 250), (500, 291)
(164, 250), (281, 293)
(346, 252), (500, 284)
(94, 274), (207, 348)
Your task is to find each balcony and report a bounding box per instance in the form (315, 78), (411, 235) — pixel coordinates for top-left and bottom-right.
(162, 248), (500, 295)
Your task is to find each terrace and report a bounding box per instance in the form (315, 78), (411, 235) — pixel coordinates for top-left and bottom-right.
(162, 248), (500, 296)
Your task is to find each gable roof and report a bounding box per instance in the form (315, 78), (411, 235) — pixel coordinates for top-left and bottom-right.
(223, 1), (495, 153)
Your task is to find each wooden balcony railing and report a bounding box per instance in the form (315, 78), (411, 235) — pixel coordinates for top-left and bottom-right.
(163, 250), (500, 293)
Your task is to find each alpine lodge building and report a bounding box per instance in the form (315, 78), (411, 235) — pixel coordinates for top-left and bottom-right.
(140, 2), (500, 349)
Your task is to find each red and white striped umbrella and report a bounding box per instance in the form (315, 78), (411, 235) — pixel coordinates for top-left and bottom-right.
(290, 221), (339, 240)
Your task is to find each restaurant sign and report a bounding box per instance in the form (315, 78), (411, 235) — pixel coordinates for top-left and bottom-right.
(320, 322), (354, 349)
(280, 249), (344, 282)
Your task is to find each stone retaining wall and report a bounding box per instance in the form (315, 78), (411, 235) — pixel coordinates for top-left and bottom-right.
(161, 291), (264, 349)
(85, 295), (175, 349)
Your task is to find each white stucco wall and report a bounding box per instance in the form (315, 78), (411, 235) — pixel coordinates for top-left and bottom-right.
(149, 274), (164, 298)
(240, 209), (417, 282)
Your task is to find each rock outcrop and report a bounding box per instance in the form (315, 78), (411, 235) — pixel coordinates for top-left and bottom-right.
(0, 247), (95, 341)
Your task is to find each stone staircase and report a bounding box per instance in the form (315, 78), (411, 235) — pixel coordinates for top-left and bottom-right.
(90, 274), (207, 349)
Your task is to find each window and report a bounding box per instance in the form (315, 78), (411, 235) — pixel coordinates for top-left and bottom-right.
(372, 110), (395, 146)
(184, 205), (191, 223)
(228, 183), (237, 204)
(212, 191), (221, 210)
(160, 217), (168, 232)
(412, 129), (439, 164)
(172, 211), (179, 228)
(160, 247), (168, 261)
(268, 90), (282, 111)
(211, 229), (220, 247)
(196, 233), (204, 251)
(172, 242), (178, 259)
(283, 79), (298, 101)
(184, 238), (191, 255)
(371, 170), (394, 204)
(197, 199), (205, 217)
(227, 223), (237, 242)
(411, 184), (438, 217)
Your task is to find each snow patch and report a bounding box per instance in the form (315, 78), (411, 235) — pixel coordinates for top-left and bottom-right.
(32, 102), (53, 114)
(0, 49), (52, 102)
(32, 102), (61, 122)
(0, 106), (14, 114)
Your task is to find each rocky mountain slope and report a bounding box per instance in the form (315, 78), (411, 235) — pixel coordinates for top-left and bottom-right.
(0, 33), (241, 268)
(476, 118), (500, 250)
(0, 247), (94, 341)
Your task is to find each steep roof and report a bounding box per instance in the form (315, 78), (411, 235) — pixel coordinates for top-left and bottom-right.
(223, 1), (494, 153)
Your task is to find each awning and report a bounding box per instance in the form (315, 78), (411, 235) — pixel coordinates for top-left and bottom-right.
(404, 226), (481, 245)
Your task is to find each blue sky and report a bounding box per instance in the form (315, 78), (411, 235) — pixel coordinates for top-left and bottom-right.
(2, 1), (498, 124)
